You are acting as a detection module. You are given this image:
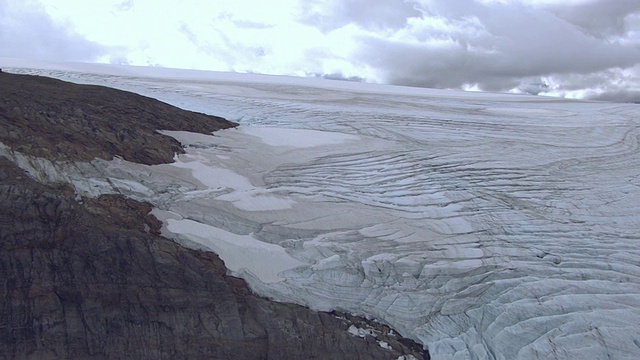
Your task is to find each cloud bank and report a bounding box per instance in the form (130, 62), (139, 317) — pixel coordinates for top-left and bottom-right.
(380, 1), (640, 101)
(0, 0), (107, 62)
(2, 0), (639, 102)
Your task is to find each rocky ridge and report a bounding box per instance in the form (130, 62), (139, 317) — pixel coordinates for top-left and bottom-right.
(0, 72), (233, 165)
(0, 72), (427, 359)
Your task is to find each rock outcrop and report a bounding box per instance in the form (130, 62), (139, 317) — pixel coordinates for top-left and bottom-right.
(0, 72), (234, 165)
(0, 72), (427, 359)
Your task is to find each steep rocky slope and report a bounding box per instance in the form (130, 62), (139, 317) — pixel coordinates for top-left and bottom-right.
(0, 72), (426, 359)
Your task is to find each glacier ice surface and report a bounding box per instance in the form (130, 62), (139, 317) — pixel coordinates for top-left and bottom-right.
(3, 62), (640, 360)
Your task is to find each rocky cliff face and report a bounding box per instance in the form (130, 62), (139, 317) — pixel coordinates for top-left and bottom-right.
(0, 72), (427, 359)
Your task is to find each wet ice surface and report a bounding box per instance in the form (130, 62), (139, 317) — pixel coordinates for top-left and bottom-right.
(6, 64), (640, 359)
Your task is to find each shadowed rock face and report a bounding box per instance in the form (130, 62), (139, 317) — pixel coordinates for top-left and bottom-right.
(0, 73), (427, 359)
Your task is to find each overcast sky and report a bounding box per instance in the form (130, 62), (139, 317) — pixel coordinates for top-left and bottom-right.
(1, 0), (639, 101)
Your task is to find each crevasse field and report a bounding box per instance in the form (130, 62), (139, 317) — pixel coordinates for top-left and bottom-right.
(6, 62), (640, 359)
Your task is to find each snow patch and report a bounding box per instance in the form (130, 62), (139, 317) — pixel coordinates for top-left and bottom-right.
(397, 355), (419, 360)
(170, 155), (296, 211)
(240, 126), (360, 148)
(166, 218), (305, 283)
(347, 325), (376, 338)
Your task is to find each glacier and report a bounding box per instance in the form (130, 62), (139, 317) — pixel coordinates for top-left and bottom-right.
(3, 62), (640, 359)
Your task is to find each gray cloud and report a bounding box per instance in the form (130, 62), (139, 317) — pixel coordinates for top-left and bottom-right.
(305, 0), (640, 101)
(547, 66), (640, 103)
(300, 0), (422, 32)
(589, 90), (640, 103)
(547, 0), (640, 39)
(0, 2), (107, 62)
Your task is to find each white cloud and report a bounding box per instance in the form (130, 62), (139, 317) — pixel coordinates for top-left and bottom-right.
(31, 0), (346, 75)
(0, 0), (107, 62)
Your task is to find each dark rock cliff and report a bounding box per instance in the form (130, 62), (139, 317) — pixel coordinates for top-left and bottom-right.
(0, 72), (427, 359)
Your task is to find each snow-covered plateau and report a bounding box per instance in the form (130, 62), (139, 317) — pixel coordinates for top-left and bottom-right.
(3, 61), (640, 359)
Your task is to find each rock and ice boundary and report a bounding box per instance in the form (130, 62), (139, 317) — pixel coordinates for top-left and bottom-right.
(4, 62), (640, 359)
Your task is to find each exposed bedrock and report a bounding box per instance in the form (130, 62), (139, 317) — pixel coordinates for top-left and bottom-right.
(0, 72), (235, 165)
